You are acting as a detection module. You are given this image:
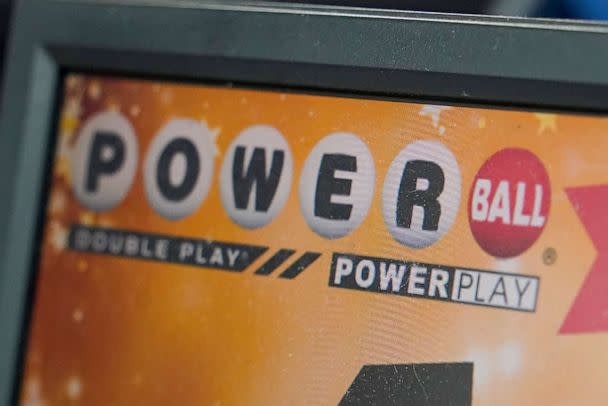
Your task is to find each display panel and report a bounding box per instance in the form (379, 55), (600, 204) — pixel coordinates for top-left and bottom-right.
(20, 73), (608, 405)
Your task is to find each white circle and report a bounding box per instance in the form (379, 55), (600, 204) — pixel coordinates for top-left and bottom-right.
(382, 140), (461, 248)
(144, 119), (215, 220)
(72, 111), (138, 211)
(299, 132), (375, 239)
(220, 125), (293, 229)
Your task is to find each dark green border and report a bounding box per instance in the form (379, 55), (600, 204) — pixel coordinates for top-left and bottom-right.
(2, 1), (608, 404)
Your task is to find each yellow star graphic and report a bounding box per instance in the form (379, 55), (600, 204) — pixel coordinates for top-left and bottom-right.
(49, 221), (68, 251)
(55, 157), (72, 186)
(79, 211), (95, 226)
(419, 104), (452, 135)
(534, 113), (557, 134)
(200, 119), (221, 156)
(49, 190), (66, 214)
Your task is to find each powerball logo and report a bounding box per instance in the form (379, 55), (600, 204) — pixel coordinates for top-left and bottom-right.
(66, 109), (551, 313)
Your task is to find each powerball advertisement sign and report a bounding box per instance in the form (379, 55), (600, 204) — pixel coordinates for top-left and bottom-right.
(20, 73), (608, 405)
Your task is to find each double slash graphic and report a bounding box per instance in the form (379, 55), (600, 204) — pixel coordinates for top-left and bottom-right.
(254, 249), (321, 279)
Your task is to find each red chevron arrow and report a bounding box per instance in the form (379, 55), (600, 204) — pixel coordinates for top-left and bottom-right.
(560, 185), (608, 334)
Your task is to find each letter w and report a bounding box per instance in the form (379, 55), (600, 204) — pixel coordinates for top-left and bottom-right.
(379, 263), (406, 292)
(232, 146), (284, 211)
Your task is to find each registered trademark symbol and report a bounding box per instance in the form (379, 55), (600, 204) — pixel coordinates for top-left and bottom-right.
(543, 247), (557, 265)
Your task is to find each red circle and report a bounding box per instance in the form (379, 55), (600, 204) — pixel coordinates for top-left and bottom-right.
(468, 148), (550, 258)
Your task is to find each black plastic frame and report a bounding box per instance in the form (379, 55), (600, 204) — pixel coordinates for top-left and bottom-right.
(2, 1), (608, 404)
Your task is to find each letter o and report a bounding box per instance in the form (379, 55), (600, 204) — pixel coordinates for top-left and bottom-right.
(355, 260), (376, 288)
(144, 119), (215, 220)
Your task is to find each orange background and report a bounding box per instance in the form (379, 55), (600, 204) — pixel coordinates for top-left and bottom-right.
(20, 73), (608, 405)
